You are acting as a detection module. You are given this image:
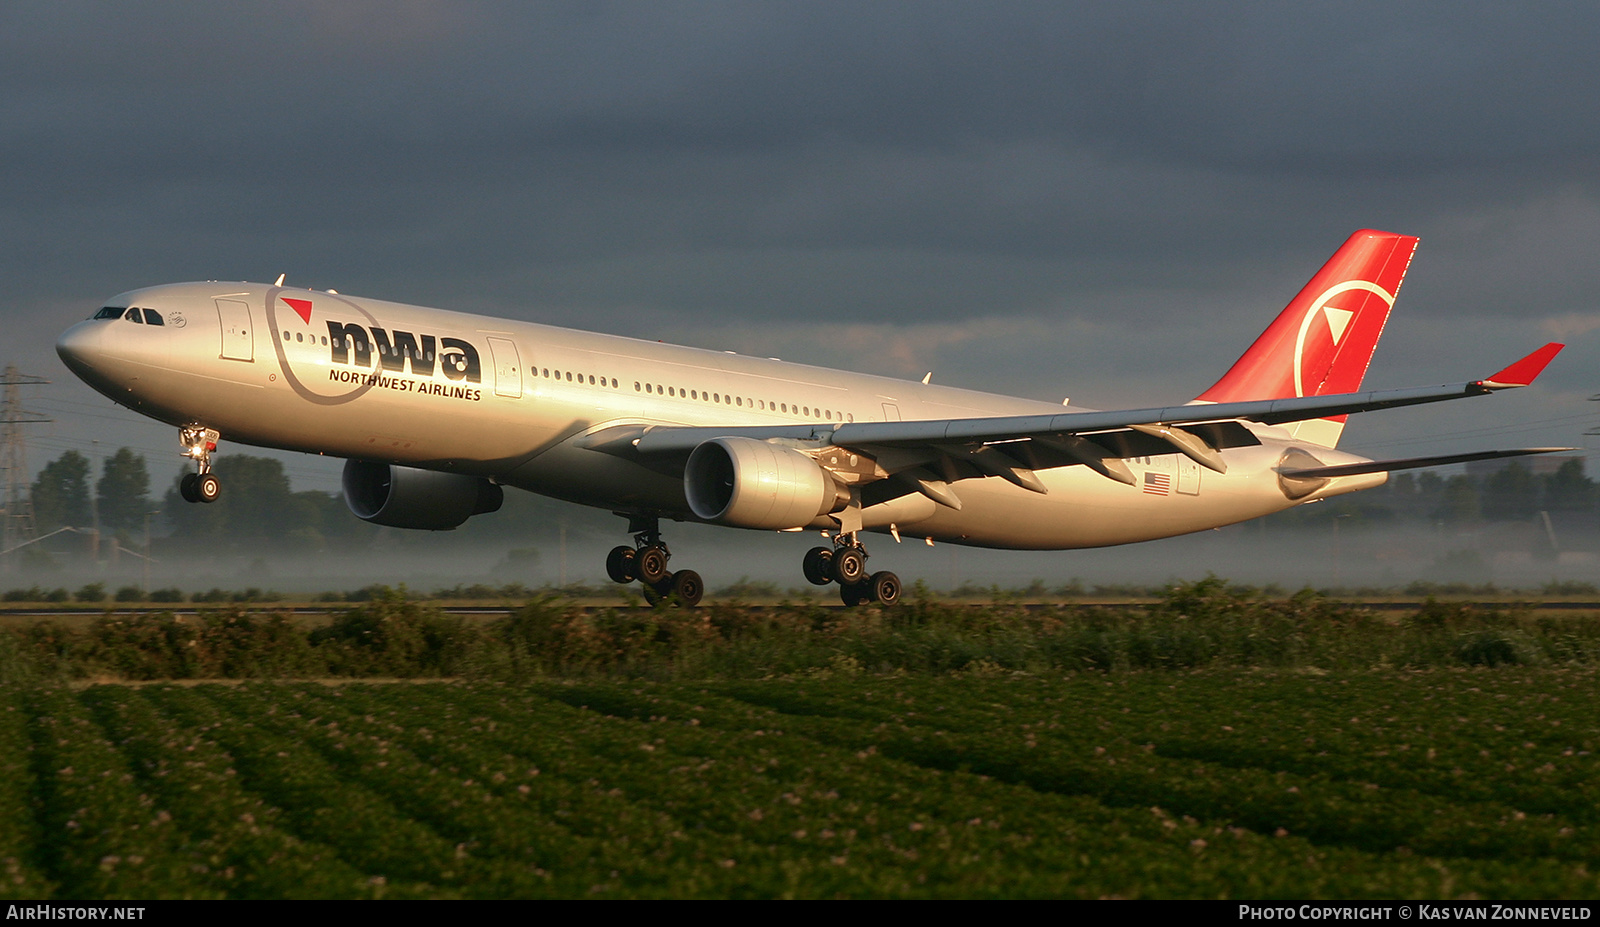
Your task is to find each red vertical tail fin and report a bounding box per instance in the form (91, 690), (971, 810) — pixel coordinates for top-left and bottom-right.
(1196, 229), (1420, 447)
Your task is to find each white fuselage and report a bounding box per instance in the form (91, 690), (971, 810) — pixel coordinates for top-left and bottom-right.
(57, 282), (1380, 549)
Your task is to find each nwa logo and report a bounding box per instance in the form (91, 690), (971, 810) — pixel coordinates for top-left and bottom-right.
(269, 291), (484, 405)
(322, 321), (484, 402)
(324, 321), (482, 383)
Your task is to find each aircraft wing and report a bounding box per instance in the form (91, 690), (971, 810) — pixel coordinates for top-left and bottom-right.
(582, 343), (1564, 499)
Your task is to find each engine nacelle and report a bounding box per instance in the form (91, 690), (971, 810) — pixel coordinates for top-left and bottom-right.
(342, 459), (504, 530)
(685, 437), (847, 529)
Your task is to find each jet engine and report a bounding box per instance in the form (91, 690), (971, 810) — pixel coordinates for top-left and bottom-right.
(685, 437), (848, 530)
(342, 459), (504, 530)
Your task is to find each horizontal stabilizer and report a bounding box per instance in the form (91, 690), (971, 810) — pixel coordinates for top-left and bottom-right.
(1277, 447), (1573, 480)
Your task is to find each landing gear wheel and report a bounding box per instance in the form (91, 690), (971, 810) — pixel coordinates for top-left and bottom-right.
(669, 569), (704, 608)
(634, 545), (670, 584)
(867, 571), (901, 607)
(606, 546), (637, 584)
(840, 582), (868, 607)
(831, 547), (867, 585)
(803, 547), (834, 585)
(180, 472), (201, 504)
(642, 581), (665, 606)
(197, 473), (221, 504)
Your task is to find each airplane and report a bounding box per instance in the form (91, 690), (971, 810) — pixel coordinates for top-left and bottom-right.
(56, 229), (1566, 607)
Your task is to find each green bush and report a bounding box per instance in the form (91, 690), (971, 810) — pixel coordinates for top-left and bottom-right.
(307, 587), (474, 676)
(5, 580), (1600, 682)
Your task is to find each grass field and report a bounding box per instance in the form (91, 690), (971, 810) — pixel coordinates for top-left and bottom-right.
(3, 581), (1599, 899)
(2, 669), (1598, 899)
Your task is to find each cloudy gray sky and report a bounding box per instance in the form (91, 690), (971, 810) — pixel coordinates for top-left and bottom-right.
(7, 1), (1600, 494)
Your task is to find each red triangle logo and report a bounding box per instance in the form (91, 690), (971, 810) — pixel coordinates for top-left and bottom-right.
(282, 298), (313, 324)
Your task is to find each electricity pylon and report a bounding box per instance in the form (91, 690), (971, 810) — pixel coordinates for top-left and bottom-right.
(0, 366), (50, 568)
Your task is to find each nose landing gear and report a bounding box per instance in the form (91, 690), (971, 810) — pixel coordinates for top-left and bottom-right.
(177, 425), (221, 504)
(605, 514), (703, 607)
(803, 534), (900, 607)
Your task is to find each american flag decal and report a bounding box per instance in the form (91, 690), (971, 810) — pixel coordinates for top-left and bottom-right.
(1142, 472), (1171, 496)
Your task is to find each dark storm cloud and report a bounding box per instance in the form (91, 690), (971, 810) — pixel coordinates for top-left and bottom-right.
(6, 1), (1600, 472)
(7, 4), (1599, 231)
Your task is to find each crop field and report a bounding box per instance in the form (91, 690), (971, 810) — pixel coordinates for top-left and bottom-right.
(3, 582), (1600, 898)
(3, 667), (1599, 899)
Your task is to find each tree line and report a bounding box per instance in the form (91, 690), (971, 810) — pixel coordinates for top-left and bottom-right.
(30, 450), (396, 547)
(1263, 458), (1595, 529)
(28, 449), (1600, 548)
(27, 449), (608, 552)
(30, 448), (150, 534)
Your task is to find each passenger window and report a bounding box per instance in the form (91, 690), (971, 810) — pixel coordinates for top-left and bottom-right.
(142, 309), (164, 326)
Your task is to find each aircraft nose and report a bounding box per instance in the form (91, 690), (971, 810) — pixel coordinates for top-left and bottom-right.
(56, 321), (106, 377)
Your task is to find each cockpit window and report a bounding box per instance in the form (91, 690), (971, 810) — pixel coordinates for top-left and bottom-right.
(141, 308), (164, 326)
(93, 306), (124, 320)
(123, 308), (143, 324)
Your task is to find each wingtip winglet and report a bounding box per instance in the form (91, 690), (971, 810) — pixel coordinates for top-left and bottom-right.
(1479, 343), (1565, 389)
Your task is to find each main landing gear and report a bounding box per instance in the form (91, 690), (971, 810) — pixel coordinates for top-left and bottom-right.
(803, 534), (900, 607)
(176, 424), (221, 504)
(605, 515), (703, 607)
